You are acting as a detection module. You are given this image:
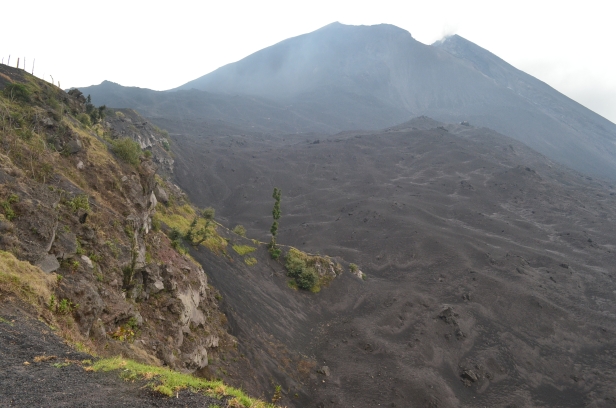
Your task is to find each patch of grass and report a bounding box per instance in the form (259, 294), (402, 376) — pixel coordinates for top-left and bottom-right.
(77, 113), (91, 127)
(232, 245), (256, 256)
(111, 137), (141, 166)
(3, 83), (31, 103)
(0, 250), (57, 311)
(90, 357), (275, 407)
(244, 257), (257, 266)
(154, 203), (226, 253)
(0, 316), (14, 325)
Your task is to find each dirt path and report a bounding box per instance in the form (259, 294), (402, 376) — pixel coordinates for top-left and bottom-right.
(0, 297), (224, 408)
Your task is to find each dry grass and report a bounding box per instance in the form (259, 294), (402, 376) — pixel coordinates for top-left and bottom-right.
(0, 250), (57, 311)
(0, 250), (95, 354)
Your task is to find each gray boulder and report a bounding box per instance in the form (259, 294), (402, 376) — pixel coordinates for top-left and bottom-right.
(35, 254), (60, 273)
(65, 138), (83, 154)
(154, 184), (169, 204)
(52, 230), (77, 259)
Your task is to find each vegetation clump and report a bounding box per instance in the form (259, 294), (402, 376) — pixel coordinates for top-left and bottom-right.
(3, 83), (31, 103)
(285, 248), (319, 290)
(111, 137), (142, 166)
(232, 245), (256, 256)
(89, 357), (275, 407)
(0, 250), (57, 310)
(268, 187), (282, 259)
(232, 224), (246, 237)
(64, 193), (90, 213)
(0, 194), (19, 220)
(85, 94), (106, 124)
(154, 193), (226, 254)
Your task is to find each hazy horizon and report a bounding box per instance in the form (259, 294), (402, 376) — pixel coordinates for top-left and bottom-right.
(2, 1), (615, 123)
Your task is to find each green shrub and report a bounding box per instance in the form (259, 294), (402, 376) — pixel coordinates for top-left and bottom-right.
(232, 225), (246, 237)
(168, 227), (183, 241)
(202, 207), (215, 220)
(3, 83), (31, 102)
(297, 269), (317, 290)
(64, 194), (90, 212)
(349, 263), (359, 273)
(77, 113), (91, 127)
(285, 256), (306, 278)
(269, 247), (281, 260)
(1, 194), (19, 220)
(171, 239), (187, 255)
(111, 138), (141, 166)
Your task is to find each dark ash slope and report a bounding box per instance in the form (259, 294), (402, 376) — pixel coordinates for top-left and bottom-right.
(167, 117), (616, 407)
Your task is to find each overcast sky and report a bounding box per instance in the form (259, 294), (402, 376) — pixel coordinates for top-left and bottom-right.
(2, 0), (615, 123)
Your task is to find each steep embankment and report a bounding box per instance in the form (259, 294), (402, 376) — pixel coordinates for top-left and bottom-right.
(168, 116), (616, 407)
(0, 64), (285, 407)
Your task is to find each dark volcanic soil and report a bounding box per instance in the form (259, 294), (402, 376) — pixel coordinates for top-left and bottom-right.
(163, 117), (616, 407)
(0, 297), (224, 408)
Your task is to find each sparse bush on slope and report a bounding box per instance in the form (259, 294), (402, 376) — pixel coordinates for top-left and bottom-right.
(111, 137), (141, 166)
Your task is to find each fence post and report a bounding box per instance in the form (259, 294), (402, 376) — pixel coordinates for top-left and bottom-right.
(16, 58), (20, 69)
(32, 58), (35, 75)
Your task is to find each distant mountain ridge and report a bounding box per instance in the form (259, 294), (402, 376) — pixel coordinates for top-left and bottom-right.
(82, 22), (616, 179)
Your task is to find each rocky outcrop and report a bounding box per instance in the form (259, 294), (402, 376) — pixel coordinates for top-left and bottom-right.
(0, 75), (233, 377)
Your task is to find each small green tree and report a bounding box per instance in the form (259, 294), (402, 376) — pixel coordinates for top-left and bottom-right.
(268, 187), (282, 259)
(184, 217), (198, 241)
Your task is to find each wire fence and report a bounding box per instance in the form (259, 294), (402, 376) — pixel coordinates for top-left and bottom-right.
(1, 55), (60, 88)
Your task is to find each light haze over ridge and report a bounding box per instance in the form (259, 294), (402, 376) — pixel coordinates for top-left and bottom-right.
(1, 0), (615, 123)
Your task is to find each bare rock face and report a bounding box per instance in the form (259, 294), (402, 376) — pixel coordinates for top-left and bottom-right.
(182, 345), (209, 371)
(57, 277), (104, 337)
(204, 335), (219, 348)
(52, 230), (77, 260)
(0, 89), (233, 382)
